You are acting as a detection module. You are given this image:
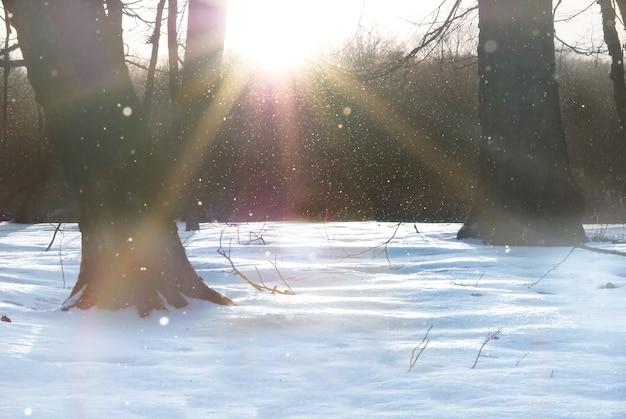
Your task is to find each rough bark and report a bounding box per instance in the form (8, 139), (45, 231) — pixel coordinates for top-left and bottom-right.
(4, 0), (232, 315)
(457, 0), (586, 245)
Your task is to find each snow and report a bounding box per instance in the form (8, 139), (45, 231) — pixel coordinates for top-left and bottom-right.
(1, 221), (625, 418)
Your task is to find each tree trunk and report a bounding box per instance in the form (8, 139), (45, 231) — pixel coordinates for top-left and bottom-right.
(167, 0), (180, 105)
(4, 0), (232, 315)
(143, 0), (167, 117)
(1, 7), (10, 144)
(457, 0), (586, 245)
(598, 0), (626, 136)
(174, 0), (228, 231)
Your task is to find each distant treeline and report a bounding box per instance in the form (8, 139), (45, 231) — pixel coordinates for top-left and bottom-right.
(0, 52), (623, 223)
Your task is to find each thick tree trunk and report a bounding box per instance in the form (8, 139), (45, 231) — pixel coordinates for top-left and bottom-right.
(457, 0), (586, 245)
(175, 0), (228, 231)
(4, 0), (231, 315)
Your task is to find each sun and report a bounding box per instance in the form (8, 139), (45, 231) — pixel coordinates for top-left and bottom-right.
(225, 0), (361, 75)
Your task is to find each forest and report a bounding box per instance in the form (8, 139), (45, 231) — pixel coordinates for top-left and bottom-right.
(0, 1), (624, 225)
(3, 4), (626, 416)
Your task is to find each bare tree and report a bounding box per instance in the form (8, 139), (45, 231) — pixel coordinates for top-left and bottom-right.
(457, 0), (586, 244)
(143, 0), (167, 117)
(597, 0), (626, 137)
(173, 0), (228, 231)
(167, 0), (180, 105)
(3, 0), (232, 315)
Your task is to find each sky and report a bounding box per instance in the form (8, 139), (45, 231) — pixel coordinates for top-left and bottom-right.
(223, 0), (602, 71)
(116, 0), (604, 71)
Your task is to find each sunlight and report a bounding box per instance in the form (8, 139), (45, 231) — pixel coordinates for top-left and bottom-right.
(225, 0), (362, 74)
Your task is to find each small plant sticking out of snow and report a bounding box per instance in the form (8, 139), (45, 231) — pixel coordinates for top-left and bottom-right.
(471, 328), (502, 369)
(408, 325), (433, 372)
(340, 222), (402, 269)
(218, 229), (295, 295)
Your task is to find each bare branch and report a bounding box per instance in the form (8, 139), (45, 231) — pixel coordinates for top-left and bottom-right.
(408, 325), (433, 372)
(340, 222), (402, 269)
(335, 0), (478, 80)
(471, 328), (502, 369)
(528, 247), (576, 289)
(217, 230), (295, 295)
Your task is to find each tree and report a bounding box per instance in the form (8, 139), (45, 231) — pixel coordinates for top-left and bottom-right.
(143, 0), (167, 117)
(3, 0), (232, 315)
(172, 0), (228, 231)
(598, 0), (626, 138)
(457, 0), (586, 244)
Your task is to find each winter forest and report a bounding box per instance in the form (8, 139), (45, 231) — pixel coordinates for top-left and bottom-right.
(2, 1), (626, 417)
(3, 1), (626, 227)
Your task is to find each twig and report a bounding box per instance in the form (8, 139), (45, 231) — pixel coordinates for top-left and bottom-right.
(527, 247), (576, 289)
(340, 222), (402, 269)
(474, 272), (484, 288)
(579, 243), (626, 257)
(248, 222), (267, 245)
(516, 352), (529, 367)
(471, 328), (502, 369)
(527, 242), (626, 290)
(45, 223), (62, 252)
(46, 223), (66, 288)
(52, 224), (66, 289)
(270, 256), (295, 295)
(217, 230), (295, 295)
(408, 325), (433, 372)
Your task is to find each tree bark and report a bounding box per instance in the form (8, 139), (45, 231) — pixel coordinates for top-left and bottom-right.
(4, 0), (232, 315)
(598, 0), (626, 136)
(167, 0), (180, 105)
(143, 0), (167, 117)
(457, 0), (586, 245)
(174, 0), (228, 231)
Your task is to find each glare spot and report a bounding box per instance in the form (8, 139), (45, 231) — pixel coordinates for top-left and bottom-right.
(123, 106), (132, 117)
(159, 316), (169, 326)
(197, 200), (203, 206)
(505, 246), (510, 254)
(24, 408), (33, 416)
(140, 266), (147, 271)
(127, 237), (133, 242)
(484, 40), (498, 53)
(338, 123), (343, 129)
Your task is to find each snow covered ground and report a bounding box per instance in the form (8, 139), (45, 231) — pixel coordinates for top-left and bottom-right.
(1, 221), (625, 418)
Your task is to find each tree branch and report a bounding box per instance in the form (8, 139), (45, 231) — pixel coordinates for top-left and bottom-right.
(217, 230), (295, 295)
